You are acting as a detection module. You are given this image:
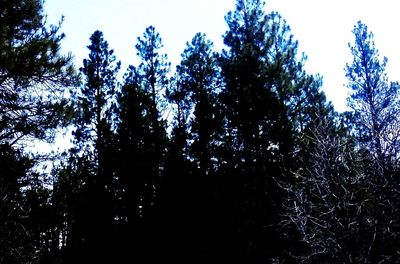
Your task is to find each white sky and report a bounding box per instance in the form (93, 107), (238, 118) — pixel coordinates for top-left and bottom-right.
(44, 0), (400, 112)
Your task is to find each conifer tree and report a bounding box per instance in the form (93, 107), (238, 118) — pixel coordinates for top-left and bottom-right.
(220, 0), (327, 260)
(345, 21), (400, 263)
(167, 32), (222, 180)
(114, 67), (155, 260)
(113, 26), (170, 261)
(131, 26), (169, 217)
(69, 30), (120, 262)
(220, 0), (288, 260)
(161, 32), (224, 260)
(0, 145), (36, 263)
(0, 0), (76, 145)
(0, 1), (76, 262)
(346, 21), (400, 165)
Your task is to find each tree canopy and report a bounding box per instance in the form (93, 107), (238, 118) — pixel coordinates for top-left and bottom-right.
(0, 0), (76, 145)
(1, 0), (400, 263)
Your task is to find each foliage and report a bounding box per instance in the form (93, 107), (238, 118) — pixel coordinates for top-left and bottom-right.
(72, 30), (120, 154)
(0, 144), (59, 264)
(345, 21), (400, 263)
(0, 1), (76, 263)
(3, 0), (400, 263)
(346, 21), (400, 164)
(0, 0), (77, 145)
(283, 110), (372, 263)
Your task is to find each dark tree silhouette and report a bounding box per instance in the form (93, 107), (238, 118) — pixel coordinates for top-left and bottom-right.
(345, 21), (400, 263)
(0, 145), (37, 263)
(4, 1), (400, 263)
(113, 26), (170, 261)
(219, 0), (326, 261)
(68, 30), (121, 263)
(160, 32), (225, 261)
(0, 0), (76, 145)
(0, 1), (76, 263)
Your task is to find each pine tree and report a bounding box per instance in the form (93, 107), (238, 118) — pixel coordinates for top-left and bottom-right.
(0, 0), (76, 145)
(220, 1), (287, 260)
(73, 30), (120, 156)
(345, 21), (400, 263)
(69, 30), (121, 262)
(113, 68), (155, 260)
(113, 26), (170, 261)
(219, 0), (327, 261)
(52, 155), (91, 263)
(166, 32), (222, 187)
(132, 26), (169, 217)
(0, 1), (76, 262)
(346, 21), (400, 165)
(135, 26), (170, 127)
(0, 145), (61, 264)
(161, 32), (224, 260)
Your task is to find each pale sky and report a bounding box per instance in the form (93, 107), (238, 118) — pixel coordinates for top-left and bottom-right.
(45, 0), (400, 112)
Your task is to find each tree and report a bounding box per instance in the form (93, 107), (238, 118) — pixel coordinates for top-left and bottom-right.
(179, 33), (222, 175)
(346, 21), (400, 165)
(73, 30), (120, 156)
(135, 25), (170, 125)
(131, 25), (170, 217)
(344, 21), (400, 263)
(166, 32), (222, 183)
(281, 106), (377, 263)
(52, 156), (90, 264)
(112, 26), (170, 261)
(160, 32), (225, 260)
(0, 0), (76, 145)
(113, 69), (155, 261)
(220, 1), (277, 259)
(0, 142), (61, 264)
(264, 12), (325, 151)
(219, 0), (325, 260)
(69, 30), (121, 262)
(0, 144), (36, 264)
(0, 1), (76, 263)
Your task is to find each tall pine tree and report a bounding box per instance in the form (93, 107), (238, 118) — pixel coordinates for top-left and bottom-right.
(162, 32), (224, 260)
(345, 21), (400, 263)
(0, 1), (76, 262)
(130, 25), (169, 219)
(69, 30), (121, 263)
(346, 21), (400, 166)
(220, 0), (327, 261)
(220, 0), (288, 260)
(114, 26), (170, 261)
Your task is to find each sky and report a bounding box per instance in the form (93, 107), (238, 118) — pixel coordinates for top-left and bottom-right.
(44, 0), (400, 112)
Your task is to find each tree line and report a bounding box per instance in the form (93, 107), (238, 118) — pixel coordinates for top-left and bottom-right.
(1, 0), (399, 263)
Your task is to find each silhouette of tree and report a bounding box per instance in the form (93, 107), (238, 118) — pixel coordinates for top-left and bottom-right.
(68, 30), (120, 262)
(126, 25), (169, 217)
(0, 1), (76, 263)
(0, 0), (76, 145)
(5, 1), (400, 263)
(113, 26), (170, 261)
(0, 145), (36, 263)
(160, 32), (225, 260)
(52, 154), (91, 263)
(344, 21), (400, 263)
(219, 0), (327, 260)
(346, 21), (400, 166)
